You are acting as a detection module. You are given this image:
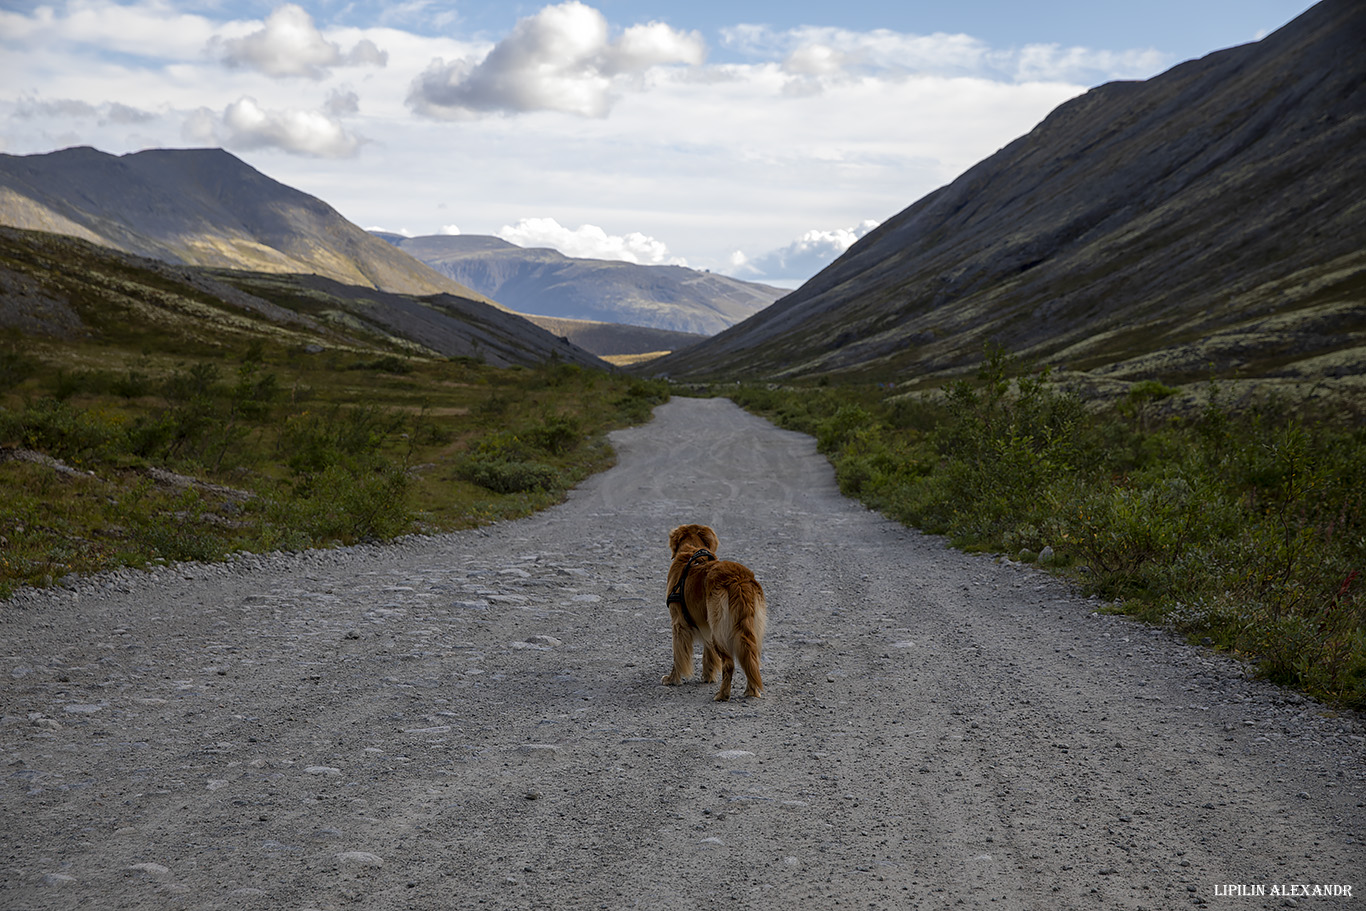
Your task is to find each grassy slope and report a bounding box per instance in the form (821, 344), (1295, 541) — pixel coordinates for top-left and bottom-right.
(0, 230), (668, 599)
(720, 353), (1366, 709)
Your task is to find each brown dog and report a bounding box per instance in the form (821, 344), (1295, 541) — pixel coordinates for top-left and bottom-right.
(662, 524), (767, 700)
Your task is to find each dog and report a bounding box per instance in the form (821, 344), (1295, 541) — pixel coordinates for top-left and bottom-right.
(662, 524), (767, 701)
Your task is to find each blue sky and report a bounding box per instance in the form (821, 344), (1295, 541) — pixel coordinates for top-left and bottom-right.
(0, 0), (1317, 286)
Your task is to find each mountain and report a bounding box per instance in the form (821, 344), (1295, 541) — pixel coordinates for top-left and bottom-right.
(0, 146), (490, 304)
(375, 233), (785, 336)
(0, 226), (608, 370)
(651, 0), (1366, 388)
(515, 314), (705, 364)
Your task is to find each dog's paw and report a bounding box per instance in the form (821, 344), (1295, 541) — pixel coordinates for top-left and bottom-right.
(744, 688), (764, 698)
(661, 674), (682, 686)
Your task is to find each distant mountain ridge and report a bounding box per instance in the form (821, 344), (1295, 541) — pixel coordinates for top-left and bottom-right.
(652, 0), (1366, 388)
(375, 232), (785, 336)
(0, 226), (608, 370)
(0, 146), (490, 304)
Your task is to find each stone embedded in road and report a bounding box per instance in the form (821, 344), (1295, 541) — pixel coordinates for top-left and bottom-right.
(512, 635), (562, 650)
(336, 851), (383, 867)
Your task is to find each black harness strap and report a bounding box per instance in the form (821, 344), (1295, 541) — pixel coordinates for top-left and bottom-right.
(666, 548), (716, 629)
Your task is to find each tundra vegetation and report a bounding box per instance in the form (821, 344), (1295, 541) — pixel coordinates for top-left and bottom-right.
(725, 347), (1366, 708)
(0, 338), (668, 600)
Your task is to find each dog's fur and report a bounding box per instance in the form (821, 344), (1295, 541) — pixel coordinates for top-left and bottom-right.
(662, 524), (767, 700)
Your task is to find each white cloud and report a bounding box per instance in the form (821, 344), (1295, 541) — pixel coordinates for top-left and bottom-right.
(325, 88), (360, 116)
(603, 21), (707, 75)
(439, 224), (462, 235)
(729, 220), (881, 283)
(15, 97), (157, 125)
(407, 1), (703, 119)
(496, 217), (685, 265)
(725, 24), (1168, 87)
(185, 97), (363, 158)
(215, 4), (389, 79)
(8, 0), (218, 61)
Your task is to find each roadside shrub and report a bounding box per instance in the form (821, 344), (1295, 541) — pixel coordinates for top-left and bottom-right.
(278, 405), (397, 477)
(816, 404), (872, 454)
(277, 462), (413, 542)
(615, 379), (670, 423)
(1, 397), (122, 462)
(456, 429), (560, 493)
(459, 458), (560, 494)
(527, 412), (583, 455)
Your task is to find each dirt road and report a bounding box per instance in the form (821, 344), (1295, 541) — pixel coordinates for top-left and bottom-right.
(2, 396), (1362, 910)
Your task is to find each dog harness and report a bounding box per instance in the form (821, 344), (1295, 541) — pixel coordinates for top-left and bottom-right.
(667, 548), (716, 629)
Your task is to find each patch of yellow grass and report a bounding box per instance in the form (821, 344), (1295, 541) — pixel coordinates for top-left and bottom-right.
(602, 351), (669, 367)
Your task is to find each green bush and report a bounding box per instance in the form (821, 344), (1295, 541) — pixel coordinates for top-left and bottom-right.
(274, 462), (413, 542)
(1, 397), (122, 462)
(459, 458), (560, 494)
(348, 355), (412, 374)
(0, 349), (37, 391)
(527, 412), (583, 455)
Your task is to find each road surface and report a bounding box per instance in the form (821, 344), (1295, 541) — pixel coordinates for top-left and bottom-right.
(2, 396), (1362, 910)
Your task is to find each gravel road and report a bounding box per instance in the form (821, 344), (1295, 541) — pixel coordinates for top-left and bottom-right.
(3, 396), (1363, 910)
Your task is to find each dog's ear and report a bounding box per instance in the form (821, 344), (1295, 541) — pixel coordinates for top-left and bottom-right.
(668, 525), (685, 555)
(702, 526), (719, 552)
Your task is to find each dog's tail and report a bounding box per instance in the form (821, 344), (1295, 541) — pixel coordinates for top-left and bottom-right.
(711, 569), (767, 696)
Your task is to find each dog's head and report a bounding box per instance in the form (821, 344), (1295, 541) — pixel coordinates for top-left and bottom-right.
(668, 524), (719, 558)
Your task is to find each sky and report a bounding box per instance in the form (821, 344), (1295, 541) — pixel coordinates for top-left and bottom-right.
(0, 0), (1318, 288)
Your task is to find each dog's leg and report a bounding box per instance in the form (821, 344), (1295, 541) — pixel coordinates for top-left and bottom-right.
(738, 639), (764, 698)
(713, 648), (735, 702)
(660, 619), (695, 685)
(700, 640), (722, 683)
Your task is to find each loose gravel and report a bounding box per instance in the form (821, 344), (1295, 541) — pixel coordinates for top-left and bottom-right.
(2, 396), (1362, 910)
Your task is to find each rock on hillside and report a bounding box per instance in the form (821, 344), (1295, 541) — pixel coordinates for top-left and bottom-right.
(652, 0), (1366, 386)
(377, 233), (785, 335)
(0, 147), (490, 304)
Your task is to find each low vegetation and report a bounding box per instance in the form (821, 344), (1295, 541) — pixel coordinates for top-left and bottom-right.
(724, 347), (1366, 709)
(0, 337), (668, 600)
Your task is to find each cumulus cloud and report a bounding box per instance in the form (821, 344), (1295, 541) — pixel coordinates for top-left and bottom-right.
(184, 97), (363, 158)
(215, 4), (388, 79)
(729, 220), (880, 283)
(439, 224), (462, 235)
(496, 217), (685, 265)
(408, 1), (704, 119)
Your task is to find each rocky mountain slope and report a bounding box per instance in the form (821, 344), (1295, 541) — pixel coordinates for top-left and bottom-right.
(0, 147), (489, 304)
(0, 226), (607, 369)
(516, 314), (705, 363)
(376, 233), (784, 336)
(651, 0), (1365, 389)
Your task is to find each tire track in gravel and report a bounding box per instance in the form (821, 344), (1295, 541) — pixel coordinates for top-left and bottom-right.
(2, 396), (1362, 911)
